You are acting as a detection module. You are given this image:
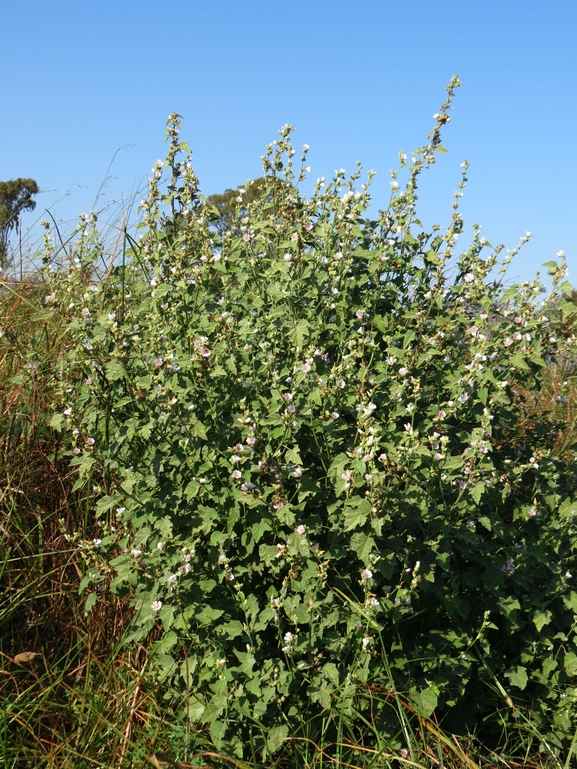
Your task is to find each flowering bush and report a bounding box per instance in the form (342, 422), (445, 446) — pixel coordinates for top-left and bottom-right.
(47, 78), (577, 756)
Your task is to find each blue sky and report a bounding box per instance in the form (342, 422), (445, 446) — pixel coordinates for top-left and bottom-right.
(1, 0), (575, 289)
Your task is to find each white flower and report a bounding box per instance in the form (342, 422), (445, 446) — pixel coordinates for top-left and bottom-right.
(362, 569), (373, 580)
(131, 549), (142, 557)
(296, 525), (306, 535)
(157, 541), (164, 550)
(151, 600), (163, 611)
(92, 538), (102, 547)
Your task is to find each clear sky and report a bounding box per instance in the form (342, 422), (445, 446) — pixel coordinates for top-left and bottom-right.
(1, 0), (575, 290)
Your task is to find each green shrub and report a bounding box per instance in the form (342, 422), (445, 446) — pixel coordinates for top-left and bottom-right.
(45, 78), (577, 759)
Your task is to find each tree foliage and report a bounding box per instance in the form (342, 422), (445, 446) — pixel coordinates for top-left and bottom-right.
(0, 178), (39, 269)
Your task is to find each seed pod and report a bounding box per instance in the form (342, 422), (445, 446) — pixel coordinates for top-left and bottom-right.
(13, 652), (42, 666)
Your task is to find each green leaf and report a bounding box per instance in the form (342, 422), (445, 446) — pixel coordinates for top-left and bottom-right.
(84, 593), (97, 615)
(533, 609), (552, 632)
(410, 686), (438, 718)
(95, 495), (118, 516)
(470, 483), (484, 504)
(184, 480), (200, 499)
(308, 684), (332, 710)
(190, 419), (208, 440)
(323, 662), (340, 687)
(209, 718), (227, 749)
(350, 532), (375, 562)
(497, 596), (521, 618)
(267, 725), (288, 754)
(343, 498), (371, 531)
(289, 319), (309, 347)
(564, 652), (577, 677)
(424, 249), (441, 265)
(196, 606), (224, 624)
(285, 446), (302, 465)
(505, 665), (528, 690)
(133, 526), (152, 548)
(49, 413), (64, 432)
(219, 620), (244, 639)
(105, 360), (126, 381)
(564, 592), (577, 613)
(202, 694), (228, 723)
(251, 519), (272, 542)
(153, 283), (171, 299)
(186, 697), (206, 722)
